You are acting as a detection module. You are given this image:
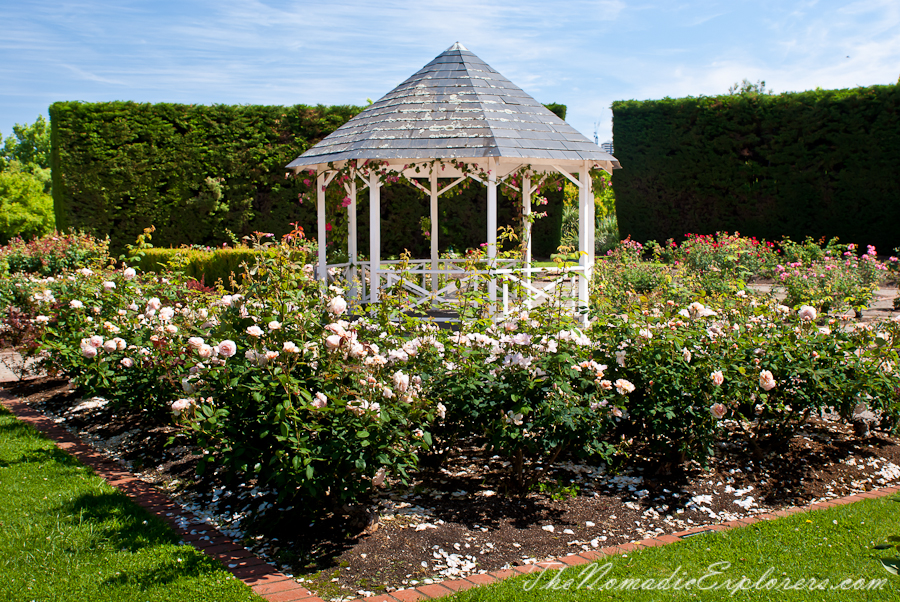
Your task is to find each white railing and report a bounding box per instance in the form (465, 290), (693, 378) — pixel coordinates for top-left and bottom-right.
(316, 258), (586, 317)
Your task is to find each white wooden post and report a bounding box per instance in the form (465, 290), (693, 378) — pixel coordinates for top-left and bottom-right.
(369, 171), (381, 303)
(430, 166), (439, 295)
(487, 157), (497, 304)
(317, 171), (327, 282)
(523, 172), (532, 309)
(578, 161), (593, 315)
(348, 175), (358, 299)
(586, 162), (595, 283)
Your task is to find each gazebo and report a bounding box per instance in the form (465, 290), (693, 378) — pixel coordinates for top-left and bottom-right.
(286, 43), (619, 315)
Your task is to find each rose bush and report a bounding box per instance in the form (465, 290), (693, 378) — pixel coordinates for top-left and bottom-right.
(774, 243), (889, 314)
(4, 230), (900, 515)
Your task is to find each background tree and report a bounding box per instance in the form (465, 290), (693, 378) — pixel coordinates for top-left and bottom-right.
(728, 79), (771, 96)
(0, 115), (55, 242)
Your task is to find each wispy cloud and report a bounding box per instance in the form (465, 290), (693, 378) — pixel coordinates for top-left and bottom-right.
(2, 0), (899, 146)
(59, 64), (126, 86)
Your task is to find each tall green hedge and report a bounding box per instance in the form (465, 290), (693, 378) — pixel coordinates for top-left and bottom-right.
(50, 102), (362, 253)
(612, 85), (900, 252)
(50, 101), (565, 257)
(347, 178), (564, 259)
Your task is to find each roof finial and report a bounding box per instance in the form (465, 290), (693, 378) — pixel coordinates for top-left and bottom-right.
(446, 42), (468, 52)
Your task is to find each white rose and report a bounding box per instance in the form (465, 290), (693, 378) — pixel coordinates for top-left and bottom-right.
(326, 296), (348, 316)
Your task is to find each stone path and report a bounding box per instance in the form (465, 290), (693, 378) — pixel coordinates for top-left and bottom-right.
(0, 349), (45, 382)
(746, 284), (898, 321)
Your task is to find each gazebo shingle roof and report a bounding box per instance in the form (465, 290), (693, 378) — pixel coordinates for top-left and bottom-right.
(287, 43), (619, 168)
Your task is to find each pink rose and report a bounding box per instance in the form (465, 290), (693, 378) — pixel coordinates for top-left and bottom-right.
(123, 267), (136, 280)
(89, 335), (104, 348)
(197, 344), (214, 359)
(798, 305), (817, 321)
(759, 370), (777, 391)
(710, 403), (727, 420)
(312, 392), (327, 409)
(217, 340), (237, 358)
(147, 297), (161, 311)
(710, 370), (724, 386)
(171, 398), (195, 416)
(246, 325), (264, 337)
(81, 345), (97, 359)
(614, 379), (635, 395)
(120, 357), (134, 368)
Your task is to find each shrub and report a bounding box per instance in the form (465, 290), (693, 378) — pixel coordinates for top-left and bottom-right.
(33, 233), (438, 513)
(0, 167), (55, 244)
(775, 243), (889, 313)
(429, 303), (622, 488)
(11, 231), (900, 512)
(0, 231), (108, 276)
(612, 85), (900, 253)
(134, 247), (265, 289)
(592, 238), (672, 311)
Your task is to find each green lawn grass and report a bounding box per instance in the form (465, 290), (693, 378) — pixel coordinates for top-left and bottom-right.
(0, 406), (264, 602)
(447, 498), (900, 601)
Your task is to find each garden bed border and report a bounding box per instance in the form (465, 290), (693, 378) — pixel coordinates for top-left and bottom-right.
(2, 385), (898, 602)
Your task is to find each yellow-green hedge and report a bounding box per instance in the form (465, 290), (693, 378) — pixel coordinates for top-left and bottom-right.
(134, 247), (264, 288)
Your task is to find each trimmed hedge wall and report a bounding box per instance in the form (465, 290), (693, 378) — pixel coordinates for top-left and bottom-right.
(50, 102), (361, 253)
(611, 85), (900, 252)
(134, 247), (262, 288)
(50, 101), (564, 257)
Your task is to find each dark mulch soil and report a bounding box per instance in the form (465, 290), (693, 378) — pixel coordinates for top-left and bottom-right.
(5, 375), (900, 600)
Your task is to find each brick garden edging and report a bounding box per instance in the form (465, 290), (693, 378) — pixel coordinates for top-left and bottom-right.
(2, 386), (899, 602)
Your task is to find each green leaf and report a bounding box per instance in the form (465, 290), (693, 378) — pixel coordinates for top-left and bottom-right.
(880, 558), (900, 575)
(357, 430), (369, 438)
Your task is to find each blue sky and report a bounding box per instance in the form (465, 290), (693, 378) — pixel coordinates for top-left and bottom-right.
(2, 0), (898, 147)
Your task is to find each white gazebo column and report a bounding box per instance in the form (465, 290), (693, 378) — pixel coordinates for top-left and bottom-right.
(522, 173), (532, 309)
(578, 161), (594, 314)
(487, 157), (497, 304)
(317, 171), (327, 282)
(430, 167), (439, 294)
(347, 177), (358, 299)
(369, 171), (381, 302)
